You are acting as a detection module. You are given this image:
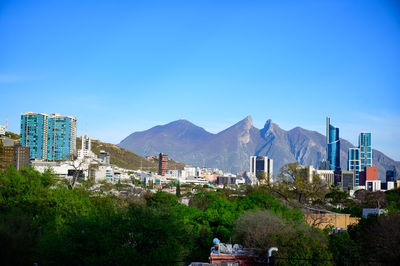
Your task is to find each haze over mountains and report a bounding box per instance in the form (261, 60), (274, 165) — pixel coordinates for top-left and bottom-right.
(119, 116), (399, 180)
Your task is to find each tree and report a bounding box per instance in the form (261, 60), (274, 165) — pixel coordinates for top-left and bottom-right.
(176, 181), (181, 197)
(273, 162), (329, 206)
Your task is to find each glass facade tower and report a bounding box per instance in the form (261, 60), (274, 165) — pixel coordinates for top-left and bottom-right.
(47, 115), (77, 160)
(359, 132), (372, 170)
(20, 113), (48, 159)
(326, 117), (340, 172)
(20, 112), (76, 160)
(348, 148), (361, 185)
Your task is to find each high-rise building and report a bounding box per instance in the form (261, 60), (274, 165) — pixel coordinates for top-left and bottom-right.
(20, 112), (77, 160)
(347, 132), (372, 186)
(20, 112), (49, 159)
(158, 153), (168, 176)
(326, 117), (340, 172)
(47, 114), (77, 160)
(359, 132), (372, 171)
(250, 156), (273, 182)
(348, 148), (361, 185)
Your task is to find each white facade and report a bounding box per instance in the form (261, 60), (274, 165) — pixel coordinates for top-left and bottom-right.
(77, 135), (97, 159)
(250, 156), (273, 183)
(0, 125), (5, 136)
(313, 169), (335, 186)
(182, 166), (196, 178)
(387, 181), (395, 190)
(366, 180), (381, 192)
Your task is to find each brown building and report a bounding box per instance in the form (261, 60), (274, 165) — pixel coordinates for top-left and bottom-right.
(0, 138), (30, 170)
(0, 145), (14, 169)
(158, 153), (168, 176)
(359, 166), (378, 186)
(13, 146), (30, 170)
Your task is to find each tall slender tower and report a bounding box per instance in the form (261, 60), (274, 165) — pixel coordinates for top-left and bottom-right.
(326, 117), (341, 172)
(47, 114), (77, 160)
(359, 132), (372, 170)
(20, 112), (49, 159)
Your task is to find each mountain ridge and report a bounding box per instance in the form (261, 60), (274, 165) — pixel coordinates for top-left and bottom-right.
(119, 116), (400, 180)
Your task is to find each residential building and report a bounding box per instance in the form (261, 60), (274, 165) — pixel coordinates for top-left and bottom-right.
(158, 153), (168, 176)
(20, 112), (49, 159)
(250, 155), (273, 182)
(47, 114), (77, 160)
(77, 135), (96, 159)
(20, 112), (77, 160)
(326, 117), (340, 172)
(0, 145), (14, 169)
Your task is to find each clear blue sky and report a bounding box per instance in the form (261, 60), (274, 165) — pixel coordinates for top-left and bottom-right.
(1, 0), (399, 160)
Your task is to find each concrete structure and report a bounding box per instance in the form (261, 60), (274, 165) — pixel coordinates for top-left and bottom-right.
(249, 156), (273, 182)
(13, 145), (30, 170)
(366, 180), (381, 192)
(0, 125), (5, 136)
(362, 208), (387, 218)
(158, 153), (168, 176)
(386, 166), (397, 182)
(99, 150), (110, 165)
(305, 212), (359, 230)
(78, 135), (96, 159)
(0, 138), (30, 170)
(313, 169), (335, 187)
(326, 117), (341, 172)
(340, 171), (355, 192)
(217, 176), (237, 185)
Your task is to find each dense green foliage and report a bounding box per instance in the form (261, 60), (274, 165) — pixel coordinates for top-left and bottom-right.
(1, 166), (399, 264)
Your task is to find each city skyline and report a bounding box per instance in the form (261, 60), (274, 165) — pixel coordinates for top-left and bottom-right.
(1, 0), (399, 160)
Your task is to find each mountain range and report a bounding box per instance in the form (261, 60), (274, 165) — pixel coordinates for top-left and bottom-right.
(119, 116), (399, 181)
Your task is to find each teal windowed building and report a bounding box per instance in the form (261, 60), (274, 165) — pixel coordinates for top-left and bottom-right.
(20, 112), (77, 160)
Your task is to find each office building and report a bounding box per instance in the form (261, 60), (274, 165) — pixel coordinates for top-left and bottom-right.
(359, 166), (377, 186)
(20, 112), (49, 159)
(359, 132), (372, 171)
(340, 171), (355, 192)
(47, 114), (77, 160)
(326, 117), (340, 172)
(386, 166), (397, 182)
(158, 153), (168, 176)
(348, 148), (361, 185)
(250, 155), (273, 183)
(13, 145), (30, 170)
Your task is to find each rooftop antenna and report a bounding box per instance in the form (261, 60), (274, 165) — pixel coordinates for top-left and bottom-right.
(5, 115), (8, 131)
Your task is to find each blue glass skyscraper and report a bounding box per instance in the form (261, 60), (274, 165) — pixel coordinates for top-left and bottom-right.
(47, 114), (77, 160)
(20, 112), (48, 159)
(348, 148), (361, 185)
(20, 112), (76, 160)
(359, 132), (372, 170)
(326, 117), (340, 172)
